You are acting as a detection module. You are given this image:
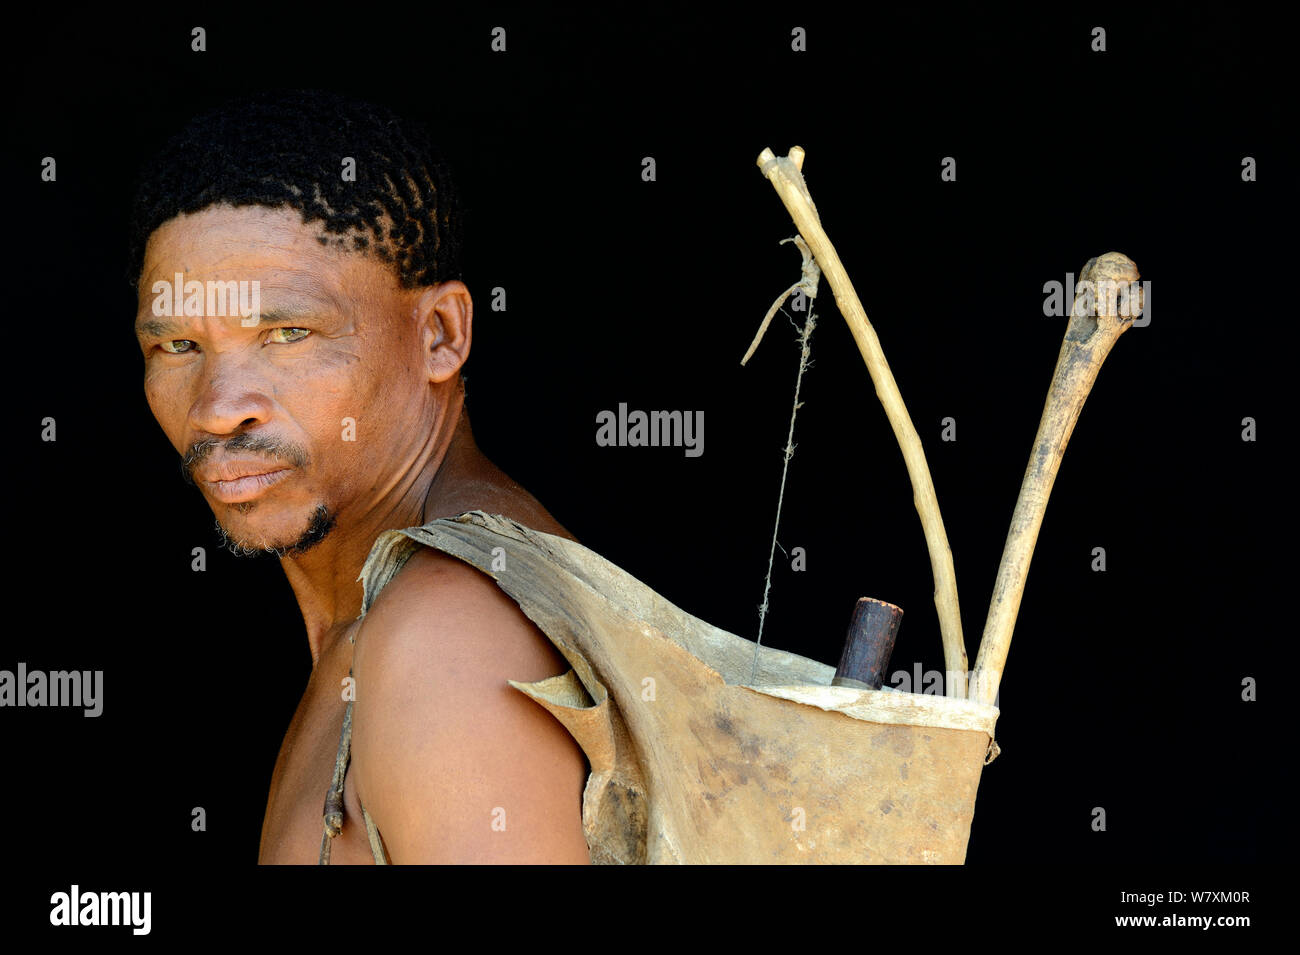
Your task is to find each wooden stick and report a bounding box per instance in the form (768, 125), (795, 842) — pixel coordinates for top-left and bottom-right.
(968, 252), (1141, 705)
(756, 146), (968, 699)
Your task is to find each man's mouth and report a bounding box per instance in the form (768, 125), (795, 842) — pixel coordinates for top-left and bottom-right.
(199, 462), (294, 504)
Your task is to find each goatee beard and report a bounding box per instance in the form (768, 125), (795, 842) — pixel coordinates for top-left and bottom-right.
(216, 503), (336, 559)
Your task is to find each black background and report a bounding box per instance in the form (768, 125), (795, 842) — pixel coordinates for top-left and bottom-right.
(5, 4), (1279, 936)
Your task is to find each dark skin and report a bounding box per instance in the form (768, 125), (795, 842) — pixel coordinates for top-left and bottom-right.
(135, 204), (591, 863)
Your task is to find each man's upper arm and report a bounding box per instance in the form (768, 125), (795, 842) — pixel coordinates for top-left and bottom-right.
(350, 547), (590, 864)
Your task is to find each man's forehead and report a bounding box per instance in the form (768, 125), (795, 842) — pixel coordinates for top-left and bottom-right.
(138, 204), (400, 300)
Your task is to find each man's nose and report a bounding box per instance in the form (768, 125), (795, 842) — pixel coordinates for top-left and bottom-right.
(187, 357), (276, 436)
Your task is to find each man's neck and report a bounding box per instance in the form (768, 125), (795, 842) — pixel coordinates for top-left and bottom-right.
(279, 387), (480, 665)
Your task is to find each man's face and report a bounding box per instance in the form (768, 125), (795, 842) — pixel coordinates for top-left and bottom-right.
(135, 204), (442, 556)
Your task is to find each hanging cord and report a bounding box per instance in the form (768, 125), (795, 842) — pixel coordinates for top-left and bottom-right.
(743, 236), (821, 683)
(318, 689), (354, 864)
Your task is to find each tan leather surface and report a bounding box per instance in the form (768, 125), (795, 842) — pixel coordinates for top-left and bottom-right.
(357, 510), (997, 864)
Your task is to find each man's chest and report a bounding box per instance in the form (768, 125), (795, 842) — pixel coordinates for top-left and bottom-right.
(258, 640), (378, 864)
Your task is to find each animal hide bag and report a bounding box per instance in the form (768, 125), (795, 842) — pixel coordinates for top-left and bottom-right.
(358, 510), (1000, 864)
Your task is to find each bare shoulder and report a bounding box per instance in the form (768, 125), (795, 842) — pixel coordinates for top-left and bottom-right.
(356, 546), (566, 686)
(349, 546), (590, 863)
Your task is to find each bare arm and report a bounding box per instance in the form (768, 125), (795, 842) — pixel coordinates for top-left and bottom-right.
(350, 547), (591, 864)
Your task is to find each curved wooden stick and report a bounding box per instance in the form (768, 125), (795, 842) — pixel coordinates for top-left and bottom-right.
(969, 252), (1142, 705)
(756, 146), (969, 698)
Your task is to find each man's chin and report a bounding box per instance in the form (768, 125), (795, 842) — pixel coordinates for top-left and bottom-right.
(215, 503), (337, 558)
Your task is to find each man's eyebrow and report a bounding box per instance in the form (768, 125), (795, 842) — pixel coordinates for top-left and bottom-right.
(135, 317), (179, 338)
(134, 308), (328, 339)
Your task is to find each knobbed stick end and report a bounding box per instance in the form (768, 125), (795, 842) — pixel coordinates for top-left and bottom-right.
(1082, 251), (1140, 287)
(1069, 251), (1143, 344)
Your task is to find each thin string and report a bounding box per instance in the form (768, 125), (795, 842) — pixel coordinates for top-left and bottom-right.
(318, 686), (354, 865)
(750, 307), (816, 683)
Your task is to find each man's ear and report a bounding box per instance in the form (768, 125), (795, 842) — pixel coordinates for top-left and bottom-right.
(414, 281), (472, 383)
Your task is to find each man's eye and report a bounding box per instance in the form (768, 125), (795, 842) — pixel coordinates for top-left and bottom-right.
(267, 327), (311, 344)
(160, 340), (197, 354)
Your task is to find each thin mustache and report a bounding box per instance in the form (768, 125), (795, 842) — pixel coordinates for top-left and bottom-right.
(180, 434), (308, 486)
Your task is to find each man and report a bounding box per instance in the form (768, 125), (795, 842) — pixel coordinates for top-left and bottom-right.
(129, 90), (591, 864)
